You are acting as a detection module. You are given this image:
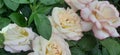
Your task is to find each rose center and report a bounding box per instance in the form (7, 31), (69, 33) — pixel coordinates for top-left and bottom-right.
(46, 42), (62, 55)
(20, 29), (29, 36)
(59, 11), (75, 29)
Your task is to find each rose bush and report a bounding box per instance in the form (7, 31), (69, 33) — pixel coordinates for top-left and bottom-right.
(0, 0), (120, 55)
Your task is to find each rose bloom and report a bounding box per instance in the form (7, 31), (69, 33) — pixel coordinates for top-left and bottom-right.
(28, 33), (71, 55)
(65, 0), (97, 11)
(0, 24), (35, 53)
(48, 7), (83, 41)
(80, 1), (120, 39)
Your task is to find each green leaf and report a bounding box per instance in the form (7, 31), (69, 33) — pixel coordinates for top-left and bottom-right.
(77, 32), (97, 51)
(70, 47), (85, 55)
(102, 47), (109, 55)
(4, 0), (19, 11)
(9, 13), (27, 27)
(0, 33), (4, 48)
(0, 8), (6, 14)
(100, 38), (120, 55)
(28, 12), (37, 26)
(0, 0), (4, 8)
(28, 6), (52, 26)
(0, 18), (11, 29)
(11, 0), (34, 4)
(37, 6), (52, 14)
(89, 45), (102, 55)
(34, 14), (52, 40)
(40, 0), (61, 5)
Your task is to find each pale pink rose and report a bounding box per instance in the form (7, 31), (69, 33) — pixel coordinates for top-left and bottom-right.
(48, 7), (83, 41)
(81, 1), (120, 39)
(28, 33), (71, 55)
(65, 0), (98, 11)
(0, 24), (35, 53)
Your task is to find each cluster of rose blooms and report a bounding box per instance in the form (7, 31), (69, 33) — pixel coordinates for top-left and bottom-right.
(0, 0), (120, 55)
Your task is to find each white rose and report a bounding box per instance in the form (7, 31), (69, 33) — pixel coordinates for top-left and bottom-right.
(81, 1), (120, 39)
(0, 24), (35, 53)
(28, 33), (71, 55)
(49, 7), (83, 41)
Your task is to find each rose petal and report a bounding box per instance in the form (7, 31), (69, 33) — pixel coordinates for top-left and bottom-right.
(81, 21), (93, 31)
(95, 21), (102, 29)
(65, 0), (85, 11)
(88, 1), (98, 10)
(4, 38), (29, 45)
(32, 36), (48, 55)
(4, 45), (17, 53)
(89, 14), (97, 23)
(52, 7), (64, 25)
(89, 14), (102, 29)
(49, 33), (71, 55)
(103, 24), (119, 37)
(5, 45), (31, 53)
(78, 0), (93, 4)
(112, 17), (120, 28)
(28, 52), (34, 55)
(81, 8), (92, 21)
(65, 32), (82, 41)
(69, 0), (85, 9)
(92, 26), (109, 40)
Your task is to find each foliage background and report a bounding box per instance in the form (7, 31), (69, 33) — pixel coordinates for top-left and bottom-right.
(0, 0), (120, 55)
